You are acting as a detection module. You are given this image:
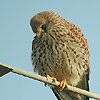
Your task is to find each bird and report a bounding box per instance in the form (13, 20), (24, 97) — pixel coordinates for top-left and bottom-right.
(30, 11), (90, 100)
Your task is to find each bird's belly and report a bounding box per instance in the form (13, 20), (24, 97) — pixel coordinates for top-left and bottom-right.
(32, 47), (84, 86)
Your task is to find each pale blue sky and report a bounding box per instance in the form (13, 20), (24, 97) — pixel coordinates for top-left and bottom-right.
(0, 0), (100, 100)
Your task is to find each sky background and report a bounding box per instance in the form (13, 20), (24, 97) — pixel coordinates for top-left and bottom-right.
(0, 0), (100, 100)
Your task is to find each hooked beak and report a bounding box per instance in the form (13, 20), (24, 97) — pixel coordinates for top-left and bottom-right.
(36, 31), (41, 37)
(36, 27), (42, 37)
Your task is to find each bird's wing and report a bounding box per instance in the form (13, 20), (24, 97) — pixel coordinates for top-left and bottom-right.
(69, 23), (90, 75)
(79, 73), (89, 100)
(51, 23), (90, 100)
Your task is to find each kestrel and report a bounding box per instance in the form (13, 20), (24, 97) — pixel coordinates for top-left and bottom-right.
(30, 11), (90, 100)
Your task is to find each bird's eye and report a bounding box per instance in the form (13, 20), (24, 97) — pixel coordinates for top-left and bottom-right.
(41, 24), (46, 30)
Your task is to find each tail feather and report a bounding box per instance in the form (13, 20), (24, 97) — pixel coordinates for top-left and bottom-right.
(81, 73), (89, 100)
(52, 87), (73, 100)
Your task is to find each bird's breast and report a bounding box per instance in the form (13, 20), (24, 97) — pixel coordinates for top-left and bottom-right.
(32, 35), (88, 86)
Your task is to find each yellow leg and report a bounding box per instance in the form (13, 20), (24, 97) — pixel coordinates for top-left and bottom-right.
(45, 75), (69, 91)
(59, 79), (69, 91)
(47, 75), (57, 83)
(45, 75), (57, 87)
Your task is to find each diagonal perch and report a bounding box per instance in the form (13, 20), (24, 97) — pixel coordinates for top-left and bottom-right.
(0, 62), (100, 99)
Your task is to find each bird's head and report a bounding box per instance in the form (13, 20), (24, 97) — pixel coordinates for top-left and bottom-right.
(30, 11), (64, 37)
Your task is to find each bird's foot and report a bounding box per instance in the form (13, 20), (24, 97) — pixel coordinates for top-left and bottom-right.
(47, 75), (57, 83)
(59, 79), (69, 91)
(45, 75), (57, 87)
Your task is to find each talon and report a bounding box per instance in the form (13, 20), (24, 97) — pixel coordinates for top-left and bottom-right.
(59, 79), (69, 91)
(44, 83), (47, 87)
(46, 75), (57, 84)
